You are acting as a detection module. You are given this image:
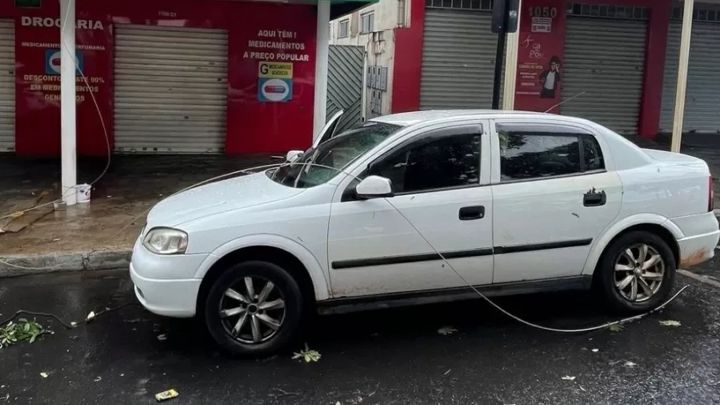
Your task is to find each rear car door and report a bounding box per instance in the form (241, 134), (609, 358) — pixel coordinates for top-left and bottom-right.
(490, 120), (622, 283)
(326, 121), (494, 298)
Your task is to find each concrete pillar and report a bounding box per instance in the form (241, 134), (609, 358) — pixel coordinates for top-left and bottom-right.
(671, 0), (694, 153)
(313, 1), (330, 140)
(60, 0), (77, 205)
(502, 0), (522, 110)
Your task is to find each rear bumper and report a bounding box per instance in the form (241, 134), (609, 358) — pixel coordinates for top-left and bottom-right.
(677, 230), (720, 269)
(130, 263), (201, 318)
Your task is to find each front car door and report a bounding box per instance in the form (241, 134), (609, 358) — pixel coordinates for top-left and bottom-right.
(490, 120), (622, 283)
(326, 120), (494, 298)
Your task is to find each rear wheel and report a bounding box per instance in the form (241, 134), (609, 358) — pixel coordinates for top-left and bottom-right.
(597, 231), (676, 313)
(204, 261), (304, 356)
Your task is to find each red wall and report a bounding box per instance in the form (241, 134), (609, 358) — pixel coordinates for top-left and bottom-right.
(391, 0), (424, 113)
(0, 0), (317, 156)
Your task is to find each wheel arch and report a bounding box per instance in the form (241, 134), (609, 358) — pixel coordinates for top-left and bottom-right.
(583, 214), (682, 277)
(194, 235), (330, 315)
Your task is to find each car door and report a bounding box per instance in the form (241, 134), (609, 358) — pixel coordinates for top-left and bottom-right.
(326, 121), (494, 298)
(490, 120), (622, 283)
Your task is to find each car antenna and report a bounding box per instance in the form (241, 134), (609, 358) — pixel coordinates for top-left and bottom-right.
(543, 91), (586, 114)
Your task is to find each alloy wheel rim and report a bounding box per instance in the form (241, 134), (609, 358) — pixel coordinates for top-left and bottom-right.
(219, 276), (286, 344)
(614, 243), (665, 303)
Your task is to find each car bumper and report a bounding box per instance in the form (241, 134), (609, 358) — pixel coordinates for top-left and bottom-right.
(129, 239), (207, 318)
(130, 263), (201, 317)
(677, 229), (720, 269)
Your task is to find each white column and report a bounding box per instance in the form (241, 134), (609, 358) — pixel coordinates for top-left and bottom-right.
(60, 0), (77, 205)
(312, 1), (331, 140)
(502, 0), (521, 110)
(671, 0), (694, 153)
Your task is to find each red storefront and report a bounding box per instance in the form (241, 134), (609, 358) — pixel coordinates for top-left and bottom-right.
(0, 0), (365, 156)
(390, 0), (718, 139)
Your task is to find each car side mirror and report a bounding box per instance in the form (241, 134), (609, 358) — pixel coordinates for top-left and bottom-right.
(286, 150), (304, 163)
(355, 176), (394, 199)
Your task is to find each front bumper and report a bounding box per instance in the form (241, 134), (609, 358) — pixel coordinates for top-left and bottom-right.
(130, 263), (201, 317)
(129, 239), (207, 318)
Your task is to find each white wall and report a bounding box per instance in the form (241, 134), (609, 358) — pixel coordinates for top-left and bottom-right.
(329, 0), (409, 116)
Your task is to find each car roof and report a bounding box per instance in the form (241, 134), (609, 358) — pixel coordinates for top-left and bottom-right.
(370, 110), (556, 127)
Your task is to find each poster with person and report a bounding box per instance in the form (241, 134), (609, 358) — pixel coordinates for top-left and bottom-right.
(514, 0), (566, 112)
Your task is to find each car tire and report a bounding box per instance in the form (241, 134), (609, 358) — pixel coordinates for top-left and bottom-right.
(597, 231), (676, 314)
(204, 260), (304, 356)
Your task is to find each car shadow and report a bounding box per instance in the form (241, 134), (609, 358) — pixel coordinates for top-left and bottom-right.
(146, 288), (616, 358)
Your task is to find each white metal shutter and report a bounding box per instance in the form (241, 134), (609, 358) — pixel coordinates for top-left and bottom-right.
(0, 20), (14, 152)
(562, 17), (647, 134)
(661, 21), (720, 133)
(420, 8), (500, 109)
(114, 25), (228, 153)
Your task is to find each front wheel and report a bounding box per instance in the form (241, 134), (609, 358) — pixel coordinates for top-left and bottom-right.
(204, 261), (304, 356)
(597, 231), (676, 313)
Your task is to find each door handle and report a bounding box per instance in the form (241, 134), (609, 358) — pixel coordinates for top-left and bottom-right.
(459, 205), (485, 220)
(583, 189), (607, 207)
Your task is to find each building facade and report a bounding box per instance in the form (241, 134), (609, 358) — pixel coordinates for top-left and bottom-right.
(335, 0), (720, 138)
(330, 0), (409, 119)
(0, 0), (371, 156)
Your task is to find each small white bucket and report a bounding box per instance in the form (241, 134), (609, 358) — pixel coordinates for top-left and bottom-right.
(76, 183), (92, 203)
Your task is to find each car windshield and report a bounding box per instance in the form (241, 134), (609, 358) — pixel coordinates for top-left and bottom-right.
(270, 122), (401, 188)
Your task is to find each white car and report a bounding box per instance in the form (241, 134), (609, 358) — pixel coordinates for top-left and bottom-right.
(130, 110), (719, 355)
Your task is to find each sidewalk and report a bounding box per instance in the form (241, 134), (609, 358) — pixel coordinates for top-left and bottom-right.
(1, 134), (719, 277)
(0, 154), (274, 276)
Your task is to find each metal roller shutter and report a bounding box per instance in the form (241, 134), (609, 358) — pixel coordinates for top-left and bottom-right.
(420, 8), (500, 109)
(0, 20), (15, 152)
(661, 21), (720, 133)
(562, 17), (647, 134)
(114, 25), (228, 153)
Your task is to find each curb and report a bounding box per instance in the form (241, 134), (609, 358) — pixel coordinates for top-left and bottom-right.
(678, 269), (720, 289)
(0, 249), (131, 277)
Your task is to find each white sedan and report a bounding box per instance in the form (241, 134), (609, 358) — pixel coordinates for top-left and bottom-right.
(130, 110), (719, 355)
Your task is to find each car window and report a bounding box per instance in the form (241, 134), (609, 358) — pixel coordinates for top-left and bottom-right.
(500, 132), (581, 181)
(368, 132), (481, 194)
(583, 134), (605, 171)
(270, 122), (401, 188)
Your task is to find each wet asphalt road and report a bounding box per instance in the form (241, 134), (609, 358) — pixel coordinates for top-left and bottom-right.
(1, 263), (719, 404)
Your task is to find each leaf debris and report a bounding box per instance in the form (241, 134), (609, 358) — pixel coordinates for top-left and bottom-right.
(292, 344), (321, 363)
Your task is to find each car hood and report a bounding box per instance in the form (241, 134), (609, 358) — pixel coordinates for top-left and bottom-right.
(146, 172), (304, 227)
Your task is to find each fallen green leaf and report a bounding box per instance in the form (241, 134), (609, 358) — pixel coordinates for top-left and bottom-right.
(292, 344), (321, 363)
(659, 320), (681, 327)
(608, 324), (624, 333)
(0, 319), (45, 349)
(437, 326), (458, 336)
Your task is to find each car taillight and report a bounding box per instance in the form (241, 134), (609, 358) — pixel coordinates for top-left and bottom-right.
(710, 176), (715, 212)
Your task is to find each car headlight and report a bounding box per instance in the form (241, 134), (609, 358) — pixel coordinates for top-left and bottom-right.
(142, 227), (188, 255)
